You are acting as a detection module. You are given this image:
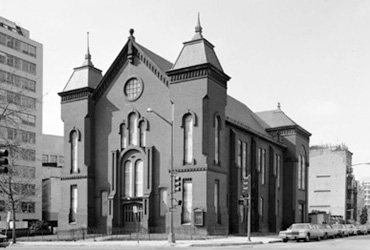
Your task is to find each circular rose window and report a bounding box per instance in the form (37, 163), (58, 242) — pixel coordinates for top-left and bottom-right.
(124, 78), (143, 101)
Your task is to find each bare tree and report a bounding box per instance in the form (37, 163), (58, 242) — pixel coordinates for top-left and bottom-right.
(0, 71), (38, 243)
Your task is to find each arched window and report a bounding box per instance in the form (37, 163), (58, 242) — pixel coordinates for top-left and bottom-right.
(123, 157), (144, 198)
(298, 154), (306, 190)
(124, 161), (133, 197)
(139, 121), (146, 147)
(70, 130), (79, 174)
(183, 114), (193, 164)
(120, 123), (127, 149)
(298, 155), (302, 189)
(135, 160), (143, 197)
(128, 113), (138, 146)
(214, 115), (221, 165)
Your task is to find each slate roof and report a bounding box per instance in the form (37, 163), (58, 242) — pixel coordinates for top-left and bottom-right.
(225, 95), (273, 138)
(171, 17), (224, 72)
(63, 62), (102, 92)
(136, 43), (173, 72)
(255, 109), (297, 129)
(256, 109), (311, 136)
(171, 39), (224, 72)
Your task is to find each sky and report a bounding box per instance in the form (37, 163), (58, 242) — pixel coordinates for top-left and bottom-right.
(2, 0), (370, 179)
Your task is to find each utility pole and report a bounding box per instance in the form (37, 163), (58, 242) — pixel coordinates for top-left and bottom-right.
(242, 174), (251, 241)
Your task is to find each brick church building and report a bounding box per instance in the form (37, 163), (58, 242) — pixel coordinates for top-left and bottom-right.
(58, 20), (311, 236)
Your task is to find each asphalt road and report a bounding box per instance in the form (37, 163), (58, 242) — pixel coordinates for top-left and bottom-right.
(7, 235), (370, 250)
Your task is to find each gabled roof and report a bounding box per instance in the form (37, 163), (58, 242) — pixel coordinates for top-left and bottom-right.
(93, 30), (173, 101)
(225, 95), (273, 139)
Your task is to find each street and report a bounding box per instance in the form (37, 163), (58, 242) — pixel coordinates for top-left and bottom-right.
(6, 235), (370, 250)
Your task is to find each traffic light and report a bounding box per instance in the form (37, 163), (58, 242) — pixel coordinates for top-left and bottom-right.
(174, 176), (182, 192)
(0, 149), (8, 174)
(242, 174), (251, 197)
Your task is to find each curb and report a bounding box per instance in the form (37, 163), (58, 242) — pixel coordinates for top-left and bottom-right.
(268, 239), (283, 243)
(189, 241), (263, 247)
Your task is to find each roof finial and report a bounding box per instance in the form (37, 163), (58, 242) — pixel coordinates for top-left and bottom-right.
(129, 28), (135, 41)
(277, 102), (281, 110)
(193, 13), (203, 40)
(83, 32), (94, 66)
(86, 32), (91, 60)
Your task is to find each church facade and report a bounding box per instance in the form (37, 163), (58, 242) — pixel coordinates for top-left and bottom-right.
(58, 21), (310, 236)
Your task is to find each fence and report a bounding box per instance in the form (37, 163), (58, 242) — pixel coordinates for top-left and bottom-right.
(16, 225), (228, 242)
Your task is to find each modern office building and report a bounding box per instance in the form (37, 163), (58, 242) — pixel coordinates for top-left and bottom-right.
(0, 16), (43, 224)
(309, 145), (358, 223)
(58, 21), (310, 236)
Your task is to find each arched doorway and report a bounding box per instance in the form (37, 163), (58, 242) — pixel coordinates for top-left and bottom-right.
(119, 150), (145, 232)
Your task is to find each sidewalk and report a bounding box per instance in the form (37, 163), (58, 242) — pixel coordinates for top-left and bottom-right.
(10, 235), (282, 248)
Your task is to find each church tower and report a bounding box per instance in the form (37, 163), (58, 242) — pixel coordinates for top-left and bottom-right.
(58, 34), (102, 230)
(167, 16), (231, 234)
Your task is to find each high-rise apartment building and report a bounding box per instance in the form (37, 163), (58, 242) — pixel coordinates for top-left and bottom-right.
(309, 145), (358, 223)
(0, 16), (43, 224)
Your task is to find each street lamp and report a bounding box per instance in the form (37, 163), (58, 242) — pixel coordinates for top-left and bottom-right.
(351, 163), (370, 166)
(147, 102), (175, 244)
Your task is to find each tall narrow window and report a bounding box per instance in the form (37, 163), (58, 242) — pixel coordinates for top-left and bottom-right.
(124, 161), (132, 197)
(70, 185), (77, 223)
(257, 147), (262, 172)
(237, 140), (242, 168)
(298, 155), (302, 189)
(214, 116), (221, 165)
(159, 188), (168, 216)
(71, 131), (78, 173)
(139, 121), (146, 147)
(182, 180), (193, 224)
(184, 115), (193, 164)
(214, 180), (221, 224)
(259, 197), (264, 222)
(302, 155), (306, 190)
(276, 154), (281, 188)
(261, 149), (266, 185)
(242, 142), (247, 178)
(120, 123), (127, 149)
(101, 191), (108, 217)
(135, 160), (143, 197)
(128, 113), (138, 146)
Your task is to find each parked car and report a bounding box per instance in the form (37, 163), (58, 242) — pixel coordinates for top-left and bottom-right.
(279, 223), (322, 242)
(317, 224), (336, 239)
(345, 224), (357, 236)
(0, 234), (9, 248)
(332, 224), (349, 237)
(356, 225), (368, 235)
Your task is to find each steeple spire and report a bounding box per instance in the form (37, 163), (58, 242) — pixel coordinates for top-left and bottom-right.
(193, 13), (203, 40)
(83, 32), (94, 67)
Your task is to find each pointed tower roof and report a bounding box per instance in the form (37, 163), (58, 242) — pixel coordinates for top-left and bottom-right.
(170, 14), (224, 72)
(63, 32), (102, 92)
